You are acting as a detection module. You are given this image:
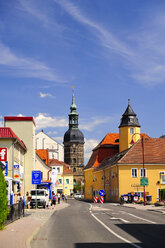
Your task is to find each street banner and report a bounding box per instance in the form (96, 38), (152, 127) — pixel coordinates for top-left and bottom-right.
(51, 168), (57, 185)
(0, 148), (7, 161)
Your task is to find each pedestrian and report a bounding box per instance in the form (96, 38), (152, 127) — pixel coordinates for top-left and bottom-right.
(52, 192), (56, 208)
(57, 193), (60, 204)
(62, 193), (64, 201)
(65, 194), (67, 203)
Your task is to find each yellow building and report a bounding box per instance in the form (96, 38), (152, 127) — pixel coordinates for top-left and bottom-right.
(84, 100), (165, 203)
(49, 159), (74, 196)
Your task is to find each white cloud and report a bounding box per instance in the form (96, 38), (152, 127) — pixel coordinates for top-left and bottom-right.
(0, 116), (3, 127)
(47, 131), (58, 135)
(18, 0), (63, 31)
(84, 138), (99, 163)
(0, 42), (65, 83)
(80, 116), (113, 131)
(34, 113), (68, 130)
(39, 92), (54, 98)
(55, 0), (133, 57)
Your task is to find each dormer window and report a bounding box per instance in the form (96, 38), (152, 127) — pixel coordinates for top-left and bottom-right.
(129, 117), (134, 123)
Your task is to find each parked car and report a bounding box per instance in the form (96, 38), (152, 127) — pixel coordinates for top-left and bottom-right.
(74, 193), (82, 199)
(30, 189), (49, 208)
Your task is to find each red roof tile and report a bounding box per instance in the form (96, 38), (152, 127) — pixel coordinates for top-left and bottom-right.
(0, 127), (27, 150)
(48, 159), (73, 174)
(36, 149), (49, 165)
(4, 116), (35, 126)
(119, 138), (165, 164)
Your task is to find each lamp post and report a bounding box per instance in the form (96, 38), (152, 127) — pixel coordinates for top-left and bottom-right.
(130, 133), (146, 206)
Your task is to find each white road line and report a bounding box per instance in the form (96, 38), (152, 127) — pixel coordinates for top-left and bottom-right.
(110, 217), (130, 223)
(119, 211), (156, 224)
(89, 204), (142, 248)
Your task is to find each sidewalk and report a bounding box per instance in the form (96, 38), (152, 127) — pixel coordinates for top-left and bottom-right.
(121, 203), (165, 214)
(0, 202), (68, 248)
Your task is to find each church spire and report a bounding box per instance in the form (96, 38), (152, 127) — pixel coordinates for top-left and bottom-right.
(69, 87), (78, 129)
(70, 86), (77, 114)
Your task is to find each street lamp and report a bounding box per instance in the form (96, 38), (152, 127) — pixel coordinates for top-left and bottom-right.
(130, 133), (146, 206)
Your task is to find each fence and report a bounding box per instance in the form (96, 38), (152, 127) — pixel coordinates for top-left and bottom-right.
(5, 201), (24, 225)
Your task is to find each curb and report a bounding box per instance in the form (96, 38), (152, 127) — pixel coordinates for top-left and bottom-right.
(25, 203), (69, 248)
(25, 209), (56, 248)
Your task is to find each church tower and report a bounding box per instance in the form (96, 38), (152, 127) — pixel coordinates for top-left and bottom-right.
(63, 88), (84, 188)
(119, 99), (141, 152)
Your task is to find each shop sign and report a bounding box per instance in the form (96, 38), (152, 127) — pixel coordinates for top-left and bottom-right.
(32, 171), (41, 184)
(0, 148), (7, 161)
(14, 165), (20, 179)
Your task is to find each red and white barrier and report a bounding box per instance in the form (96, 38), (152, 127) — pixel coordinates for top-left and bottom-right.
(94, 196), (97, 203)
(100, 196), (104, 204)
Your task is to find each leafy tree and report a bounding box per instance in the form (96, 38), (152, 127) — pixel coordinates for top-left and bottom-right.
(0, 168), (8, 229)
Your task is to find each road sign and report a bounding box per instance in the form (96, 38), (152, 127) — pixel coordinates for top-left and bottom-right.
(14, 165), (20, 179)
(0, 148), (7, 161)
(140, 177), (148, 186)
(32, 171), (41, 184)
(99, 190), (105, 196)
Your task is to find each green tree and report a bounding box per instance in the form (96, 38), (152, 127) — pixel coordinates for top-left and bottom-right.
(0, 168), (8, 230)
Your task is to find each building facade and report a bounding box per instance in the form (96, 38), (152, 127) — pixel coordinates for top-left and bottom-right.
(84, 100), (165, 204)
(63, 89), (84, 190)
(4, 117), (36, 194)
(36, 130), (64, 161)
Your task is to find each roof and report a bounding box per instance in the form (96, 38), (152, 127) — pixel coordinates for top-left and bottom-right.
(119, 138), (165, 164)
(119, 100), (140, 128)
(84, 133), (119, 170)
(48, 159), (73, 174)
(84, 133), (150, 170)
(4, 116), (35, 126)
(36, 149), (49, 165)
(0, 127), (27, 150)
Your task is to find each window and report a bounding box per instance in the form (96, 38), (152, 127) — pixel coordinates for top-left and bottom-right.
(130, 128), (134, 134)
(57, 167), (60, 174)
(129, 117), (134, 123)
(73, 158), (76, 164)
(66, 179), (69, 184)
(140, 168), (146, 177)
(160, 172), (165, 184)
(131, 168), (138, 177)
(73, 167), (76, 172)
(134, 192), (144, 198)
(58, 179), (62, 184)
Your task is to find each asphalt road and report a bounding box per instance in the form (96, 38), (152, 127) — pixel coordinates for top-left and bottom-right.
(30, 200), (165, 248)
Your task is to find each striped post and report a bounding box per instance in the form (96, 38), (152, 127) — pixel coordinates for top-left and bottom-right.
(100, 196), (104, 204)
(94, 196), (97, 203)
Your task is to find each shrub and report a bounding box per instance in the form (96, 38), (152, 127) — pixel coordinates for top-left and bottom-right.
(0, 169), (8, 230)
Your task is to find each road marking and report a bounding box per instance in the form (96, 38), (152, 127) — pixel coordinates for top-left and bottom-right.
(110, 217), (130, 223)
(119, 211), (156, 224)
(89, 204), (142, 248)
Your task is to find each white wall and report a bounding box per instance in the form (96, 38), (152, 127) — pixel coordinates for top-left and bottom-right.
(36, 131), (64, 161)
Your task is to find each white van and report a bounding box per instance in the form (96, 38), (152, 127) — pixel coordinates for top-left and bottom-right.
(30, 189), (49, 208)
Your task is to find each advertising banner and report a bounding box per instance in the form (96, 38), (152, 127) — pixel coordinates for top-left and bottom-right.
(0, 148), (7, 161)
(14, 165), (20, 179)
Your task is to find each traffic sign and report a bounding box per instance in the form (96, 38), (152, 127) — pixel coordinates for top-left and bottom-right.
(32, 171), (41, 184)
(140, 177), (148, 186)
(99, 190), (105, 196)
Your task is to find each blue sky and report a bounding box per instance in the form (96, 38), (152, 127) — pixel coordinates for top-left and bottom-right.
(1, 0), (165, 162)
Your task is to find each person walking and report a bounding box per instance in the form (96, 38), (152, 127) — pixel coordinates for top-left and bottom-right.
(57, 193), (60, 204)
(52, 192), (56, 208)
(65, 194), (68, 203)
